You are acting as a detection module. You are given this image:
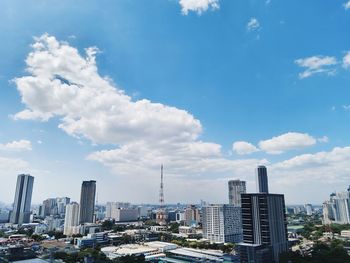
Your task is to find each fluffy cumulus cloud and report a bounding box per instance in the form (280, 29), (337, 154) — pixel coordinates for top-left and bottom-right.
(0, 140), (32, 151)
(13, 35), (350, 204)
(295, 56), (337, 79)
(247, 18), (261, 31)
(271, 147), (350, 184)
(14, 34), (266, 188)
(263, 146), (350, 203)
(179, 0), (220, 15)
(258, 132), (316, 154)
(232, 141), (259, 155)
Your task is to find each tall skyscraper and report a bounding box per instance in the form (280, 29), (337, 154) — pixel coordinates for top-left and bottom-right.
(202, 204), (243, 243)
(79, 180), (96, 224)
(228, 180), (246, 207)
(256, 165), (269, 193)
(64, 202), (80, 236)
(10, 174), (34, 225)
(239, 194), (288, 263)
(239, 167), (288, 263)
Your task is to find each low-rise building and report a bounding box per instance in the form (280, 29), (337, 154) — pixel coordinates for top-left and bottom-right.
(101, 241), (176, 260)
(179, 226), (197, 237)
(341, 230), (350, 238)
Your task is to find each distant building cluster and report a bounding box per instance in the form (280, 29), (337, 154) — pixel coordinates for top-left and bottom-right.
(1, 165), (294, 263)
(323, 186), (350, 224)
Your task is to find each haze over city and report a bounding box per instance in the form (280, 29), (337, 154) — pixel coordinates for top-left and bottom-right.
(1, 0), (350, 205)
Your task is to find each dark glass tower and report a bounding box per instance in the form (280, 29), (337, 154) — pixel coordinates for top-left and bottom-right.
(79, 180), (96, 224)
(239, 193), (288, 263)
(10, 174), (34, 225)
(256, 165), (269, 193)
(239, 166), (288, 263)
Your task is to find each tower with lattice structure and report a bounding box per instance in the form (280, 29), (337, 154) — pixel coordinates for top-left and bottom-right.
(156, 164), (167, 225)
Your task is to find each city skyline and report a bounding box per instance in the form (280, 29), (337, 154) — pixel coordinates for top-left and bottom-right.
(1, 0), (350, 205)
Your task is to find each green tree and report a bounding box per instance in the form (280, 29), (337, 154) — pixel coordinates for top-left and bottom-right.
(102, 219), (115, 231)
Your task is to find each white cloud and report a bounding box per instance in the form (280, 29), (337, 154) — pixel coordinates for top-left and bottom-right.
(179, 0), (219, 15)
(14, 34), (202, 145)
(0, 140), (32, 151)
(264, 146), (350, 203)
(14, 34), (350, 205)
(343, 51), (350, 68)
(232, 141), (259, 155)
(271, 147), (350, 184)
(295, 55), (337, 79)
(258, 132), (316, 154)
(14, 34), (268, 186)
(344, 1), (350, 10)
(247, 18), (261, 32)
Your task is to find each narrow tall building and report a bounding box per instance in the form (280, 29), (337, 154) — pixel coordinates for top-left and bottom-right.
(202, 204), (243, 243)
(79, 180), (96, 224)
(228, 180), (246, 207)
(239, 194), (288, 263)
(64, 202), (80, 236)
(256, 165), (269, 193)
(10, 174), (34, 225)
(239, 166), (288, 263)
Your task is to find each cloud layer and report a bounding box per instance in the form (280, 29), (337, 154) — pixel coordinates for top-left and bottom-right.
(0, 140), (32, 151)
(247, 18), (261, 32)
(14, 34), (266, 184)
(232, 132), (318, 155)
(295, 56), (337, 79)
(295, 51), (350, 79)
(12, 35), (350, 204)
(179, 0), (220, 15)
(258, 132), (316, 154)
(232, 141), (259, 155)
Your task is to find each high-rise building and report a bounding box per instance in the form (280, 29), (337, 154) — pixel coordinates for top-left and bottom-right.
(57, 197), (71, 215)
(10, 174), (34, 225)
(41, 198), (57, 217)
(256, 166), (269, 193)
(202, 204), (243, 243)
(40, 197), (70, 218)
(105, 202), (130, 218)
(239, 193), (288, 263)
(239, 166), (288, 263)
(228, 180), (246, 207)
(64, 202), (80, 236)
(79, 180), (96, 224)
(184, 205), (200, 226)
(304, 204), (313, 216)
(323, 187), (350, 224)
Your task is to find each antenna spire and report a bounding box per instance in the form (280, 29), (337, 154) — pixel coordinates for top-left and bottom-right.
(156, 164), (167, 225)
(159, 164), (164, 207)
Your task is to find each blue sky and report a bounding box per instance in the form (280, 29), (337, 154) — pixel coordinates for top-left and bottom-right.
(1, 0), (350, 205)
